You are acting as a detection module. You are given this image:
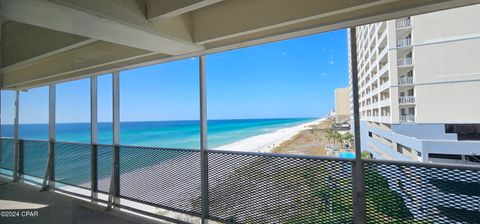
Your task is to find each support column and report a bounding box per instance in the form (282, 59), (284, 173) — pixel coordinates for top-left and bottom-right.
(42, 84), (56, 190)
(12, 91), (19, 181)
(107, 72), (120, 210)
(90, 76), (98, 200)
(350, 27), (366, 224)
(199, 56), (209, 224)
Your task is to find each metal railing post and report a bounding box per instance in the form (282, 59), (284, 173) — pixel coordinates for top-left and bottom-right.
(18, 139), (24, 175)
(12, 90), (19, 181)
(199, 55), (209, 223)
(107, 72), (120, 210)
(349, 27), (366, 224)
(90, 76), (98, 199)
(42, 84), (56, 191)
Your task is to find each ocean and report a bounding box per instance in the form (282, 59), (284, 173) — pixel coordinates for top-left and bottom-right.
(0, 118), (315, 185)
(1, 118), (315, 149)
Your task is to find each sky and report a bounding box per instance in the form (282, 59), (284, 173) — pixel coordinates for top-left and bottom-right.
(1, 29), (348, 124)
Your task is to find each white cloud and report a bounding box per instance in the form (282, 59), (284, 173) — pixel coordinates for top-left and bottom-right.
(282, 52), (287, 56)
(329, 60), (335, 65)
(322, 73), (327, 76)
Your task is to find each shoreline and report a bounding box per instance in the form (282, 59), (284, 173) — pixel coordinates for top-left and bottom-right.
(214, 117), (326, 152)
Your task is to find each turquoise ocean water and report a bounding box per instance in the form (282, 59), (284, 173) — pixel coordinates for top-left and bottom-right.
(1, 118), (315, 149)
(0, 118), (315, 185)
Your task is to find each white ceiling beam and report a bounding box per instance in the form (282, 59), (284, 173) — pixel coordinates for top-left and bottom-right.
(191, 0), (479, 45)
(147, 0), (223, 20)
(2, 39), (97, 73)
(192, 0), (395, 44)
(0, 0), (204, 55)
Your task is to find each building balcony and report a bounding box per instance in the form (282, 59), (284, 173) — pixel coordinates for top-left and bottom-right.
(378, 98), (390, 108)
(399, 76), (414, 85)
(396, 18), (411, 29)
(398, 57), (413, 66)
(379, 116), (391, 123)
(399, 96), (415, 104)
(379, 80), (390, 92)
(400, 114), (415, 123)
(397, 38), (412, 48)
(378, 64), (389, 76)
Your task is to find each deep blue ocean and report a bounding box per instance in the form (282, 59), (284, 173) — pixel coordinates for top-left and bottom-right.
(1, 118), (314, 149)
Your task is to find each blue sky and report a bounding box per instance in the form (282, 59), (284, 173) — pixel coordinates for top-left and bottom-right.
(1, 29), (348, 124)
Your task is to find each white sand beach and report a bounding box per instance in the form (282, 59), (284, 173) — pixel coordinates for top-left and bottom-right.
(214, 117), (326, 152)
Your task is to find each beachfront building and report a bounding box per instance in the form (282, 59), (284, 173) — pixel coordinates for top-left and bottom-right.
(349, 5), (480, 164)
(333, 87), (351, 124)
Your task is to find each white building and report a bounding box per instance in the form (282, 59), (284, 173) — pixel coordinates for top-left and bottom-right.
(349, 5), (480, 164)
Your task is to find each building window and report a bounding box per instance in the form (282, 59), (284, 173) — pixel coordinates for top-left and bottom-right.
(465, 155), (480, 163)
(429, 153), (462, 160)
(368, 132), (372, 137)
(445, 124), (480, 141)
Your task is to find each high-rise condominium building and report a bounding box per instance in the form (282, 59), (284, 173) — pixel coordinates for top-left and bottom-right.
(348, 5), (480, 164)
(334, 87), (351, 123)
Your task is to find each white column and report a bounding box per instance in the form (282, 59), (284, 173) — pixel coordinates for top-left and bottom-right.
(90, 77), (98, 144)
(107, 72), (120, 209)
(112, 72), (120, 146)
(42, 84), (55, 190)
(199, 55), (209, 224)
(48, 85), (56, 141)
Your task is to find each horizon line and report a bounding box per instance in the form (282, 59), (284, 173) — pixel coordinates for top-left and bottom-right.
(1, 116), (323, 126)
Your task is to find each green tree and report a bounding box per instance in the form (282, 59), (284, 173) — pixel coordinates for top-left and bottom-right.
(326, 128), (334, 145)
(342, 132), (354, 146)
(331, 130), (342, 148)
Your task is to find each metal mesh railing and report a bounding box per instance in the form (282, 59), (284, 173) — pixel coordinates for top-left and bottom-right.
(22, 140), (49, 179)
(207, 151), (354, 223)
(119, 146), (201, 215)
(3, 138), (480, 224)
(365, 161), (480, 224)
(0, 138), (14, 171)
(97, 144), (113, 193)
(55, 141), (91, 189)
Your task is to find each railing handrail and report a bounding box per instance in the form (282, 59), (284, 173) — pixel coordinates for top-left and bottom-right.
(11, 138), (480, 171)
(400, 114), (415, 123)
(397, 57), (412, 66)
(396, 18), (411, 28)
(399, 76), (414, 85)
(399, 96), (415, 104)
(396, 38), (412, 47)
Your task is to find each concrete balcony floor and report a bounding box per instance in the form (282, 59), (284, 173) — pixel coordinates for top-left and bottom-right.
(0, 177), (163, 224)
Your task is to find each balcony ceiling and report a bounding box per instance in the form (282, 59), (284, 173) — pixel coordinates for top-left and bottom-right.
(1, 0), (479, 90)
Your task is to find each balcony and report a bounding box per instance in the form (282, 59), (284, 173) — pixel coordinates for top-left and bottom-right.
(397, 38), (412, 48)
(400, 114), (415, 123)
(398, 57), (413, 66)
(399, 76), (414, 85)
(396, 18), (411, 29)
(378, 63), (389, 76)
(379, 80), (390, 91)
(2, 138), (479, 223)
(399, 96), (415, 104)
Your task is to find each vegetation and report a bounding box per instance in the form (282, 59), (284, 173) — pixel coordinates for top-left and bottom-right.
(361, 151), (373, 159)
(342, 132), (354, 147)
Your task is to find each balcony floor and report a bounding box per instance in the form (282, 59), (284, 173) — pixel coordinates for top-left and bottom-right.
(0, 177), (163, 224)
